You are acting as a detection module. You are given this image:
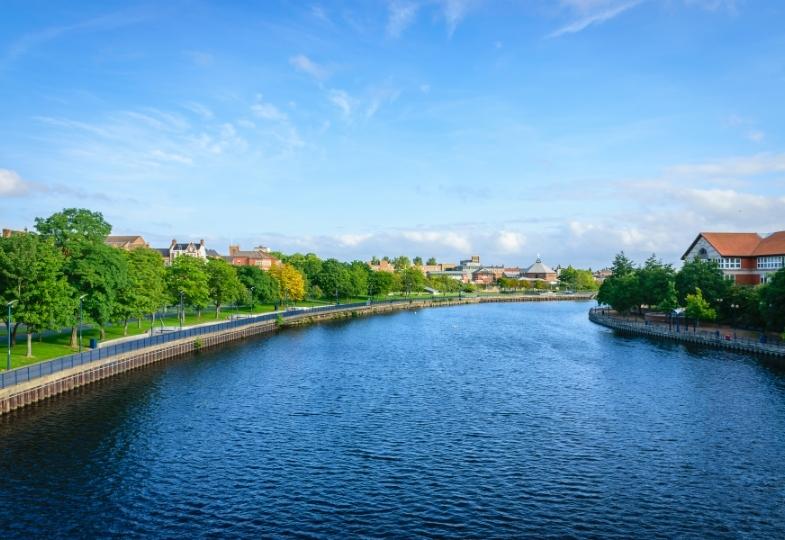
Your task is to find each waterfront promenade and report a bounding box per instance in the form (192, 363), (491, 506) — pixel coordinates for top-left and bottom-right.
(0, 293), (593, 416)
(589, 307), (785, 359)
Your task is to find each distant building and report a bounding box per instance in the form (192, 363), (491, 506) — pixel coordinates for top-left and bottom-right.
(593, 268), (613, 284)
(369, 259), (396, 273)
(225, 245), (281, 270)
(2, 228), (25, 238)
(523, 257), (558, 283)
(105, 235), (148, 250)
(156, 239), (208, 265)
(682, 231), (785, 285)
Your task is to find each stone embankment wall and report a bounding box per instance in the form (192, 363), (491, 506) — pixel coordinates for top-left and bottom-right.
(588, 308), (785, 359)
(0, 294), (594, 416)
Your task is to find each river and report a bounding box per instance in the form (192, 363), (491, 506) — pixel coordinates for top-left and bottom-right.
(1, 301), (785, 538)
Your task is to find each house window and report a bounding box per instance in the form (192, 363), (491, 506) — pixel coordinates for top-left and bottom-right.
(715, 257), (741, 269)
(757, 256), (784, 270)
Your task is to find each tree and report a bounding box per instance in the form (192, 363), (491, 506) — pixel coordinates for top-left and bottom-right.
(426, 257), (437, 266)
(166, 255), (210, 322)
(675, 259), (729, 308)
(370, 256), (380, 265)
(413, 256), (423, 266)
(759, 268), (785, 333)
(638, 255), (675, 308)
(597, 272), (641, 313)
(399, 267), (424, 295)
(348, 261), (370, 297)
(720, 284), (763, 329)
(392, 255), (410, 272)
(369, 271), (396, 297)
(685, 287), (717, 326)
(316, 259), (352, 300)
(237, 266), (281, 305)
(115, 247), (167, 335)
(0, 233), (71, 358)
(270, 263), (306, 302)
(610, 251), (635, 277)
(206, 258), (245, 318)
(36, 208), (114, 347)
(34, 208), (112, 257)
(75, 244), (129, 340)
(657, 281), (679, 313)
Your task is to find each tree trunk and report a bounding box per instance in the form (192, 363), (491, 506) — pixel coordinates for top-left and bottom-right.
(138, 318), (142, 329)
(11, 321), (20, 346)
(197, 310), (201, 320)
(151, 312), (156, 333)
(215, 304), (220, 319)
(70, 325), (78, 349)
(26, 332), (33, 358)
(123, 318), (129, 336)
(99, 326), (106, 340)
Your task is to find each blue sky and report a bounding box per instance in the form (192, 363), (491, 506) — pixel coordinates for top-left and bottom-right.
(1, 0), (784, 268)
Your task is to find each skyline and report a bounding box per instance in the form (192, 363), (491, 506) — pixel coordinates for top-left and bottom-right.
(1, 0), (784, 268)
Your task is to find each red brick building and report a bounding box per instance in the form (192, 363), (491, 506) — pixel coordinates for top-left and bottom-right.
(225, 245), (280, 270)
(681, 231), (785, 285)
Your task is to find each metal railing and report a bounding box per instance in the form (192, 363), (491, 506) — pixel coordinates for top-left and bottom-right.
(589, 307), (785, 357)
(0, 297), (469, 389)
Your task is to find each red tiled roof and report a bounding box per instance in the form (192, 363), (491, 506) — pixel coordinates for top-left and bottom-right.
(754, 231), (785, 256)
(683, 231), (785, 258)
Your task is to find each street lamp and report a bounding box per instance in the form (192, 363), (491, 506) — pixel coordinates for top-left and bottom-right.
(78, 294), (87, 353)
(249, 286), (255, 314)
(6, 300), (17, 370)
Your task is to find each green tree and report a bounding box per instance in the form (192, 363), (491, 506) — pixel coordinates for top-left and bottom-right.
(426, 257), (437, 266)
(206, 258), (246, 318)
(413, 256), (423, 266)
(236, 266), (281, 305)
(610, 251), (635, 277)
(369, 271), (396, 297)
(76, 244), (129, 340)
(720, 284), (763, 329)
(675, 259), (729, 308)
(115, 247), (167, 335)
(759, 268), (785, 332)
(348, 261), (371, 297)
(370, 256), (380, 265)
(392, 255), (411, 271)
(685, 287), (717, 326)
(400, 267), (424, 295)
(657, 280), (679, 313)
(0, 233), (72, 358)
(638, 255), (675, 308)
(597, 272), (641, 313)
(316, 259), (353, 300)
(166, 255), (210, 322)
(36, 208), (114, 347)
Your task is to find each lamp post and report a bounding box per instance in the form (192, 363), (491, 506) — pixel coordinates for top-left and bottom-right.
(78, 294), (87, 353)
(249, 286), (255, 314)
(6, 300), (17, 370)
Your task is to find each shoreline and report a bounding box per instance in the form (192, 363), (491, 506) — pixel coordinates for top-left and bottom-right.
(0, 294), (594, 418)
(588, 307), (785, 359)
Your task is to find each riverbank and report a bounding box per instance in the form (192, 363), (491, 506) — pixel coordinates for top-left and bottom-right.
(588, 307), (785, 359)
(0, 294), (594, 416)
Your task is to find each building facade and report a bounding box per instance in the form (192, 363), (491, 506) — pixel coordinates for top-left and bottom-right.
(225, 245), (281, 270)
(682, 231), (785, 285)
(105, 235), (149, 250)
(156, 239), (208, 265)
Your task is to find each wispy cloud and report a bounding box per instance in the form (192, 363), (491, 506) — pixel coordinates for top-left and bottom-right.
(386, 1), (419, 37)
(289, 54), (329, 80)
(251, 95), (288, 122)
(2, 9), (150, 68)
(549, 0), (642, 38)
(329, 89), (355, 117)
(439, 0), (477, 36)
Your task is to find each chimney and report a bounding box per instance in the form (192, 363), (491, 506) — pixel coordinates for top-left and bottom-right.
(170, 239), (177, 248)
(229, 245), (239, 256)
(200, 239), (205, 247)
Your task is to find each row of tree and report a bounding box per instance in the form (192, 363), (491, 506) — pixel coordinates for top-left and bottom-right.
(597, 252), (785, 333)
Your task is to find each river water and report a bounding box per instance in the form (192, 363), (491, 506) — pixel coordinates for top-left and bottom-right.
(1, 301), (785, 538)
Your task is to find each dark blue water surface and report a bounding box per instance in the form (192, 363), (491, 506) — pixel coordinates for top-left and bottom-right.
(2, 301), (785, 538)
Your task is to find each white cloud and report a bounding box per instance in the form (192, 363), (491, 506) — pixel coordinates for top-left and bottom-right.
(329, 89), (354, 117)
(496, 231), (526, 254)
(666, 153), (785, 177)
(150, 149), (193, 165)
(338, 233), (372, 247)
(549, 0), (641, 38)
(387, 1), (419, 37)
(289, 54), (328, 80)
(0, 169), (32, 197)
(439, 0), (476, 36)
(745, 130), (765, 143)
(183, 102), (214, 119)
(251, 96), (288, 122)
(402, 230), (472, 252)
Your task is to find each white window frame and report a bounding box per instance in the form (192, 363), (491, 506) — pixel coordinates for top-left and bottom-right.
(757, 256), (784, 270)
(715, 257), (741, 270)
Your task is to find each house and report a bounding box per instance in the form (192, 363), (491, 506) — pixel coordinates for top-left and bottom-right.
(593, 268), (613, 284)
(156, 239), (208, 265)
(681, 231), (785, 285)
(369, 259), (396, 273)
(225, 245), (281, 270)
(523, 257), (558, 283)
(105, 235), (148, 250)
(2, 228), (25, 238)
